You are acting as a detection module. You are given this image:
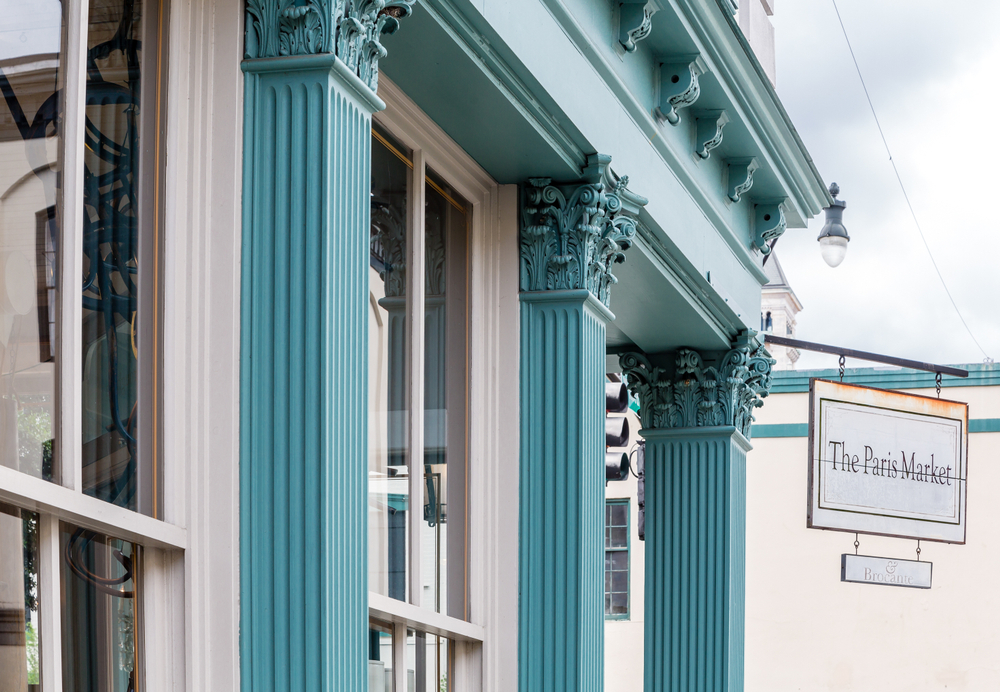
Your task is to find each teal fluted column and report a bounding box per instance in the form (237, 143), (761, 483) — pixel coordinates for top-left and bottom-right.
(620, 338), (774, 692)
(518, 157), (647, 691)
(239, 3), (411, 691)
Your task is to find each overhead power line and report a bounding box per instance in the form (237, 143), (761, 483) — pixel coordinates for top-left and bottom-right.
(830, 0), (992, 362)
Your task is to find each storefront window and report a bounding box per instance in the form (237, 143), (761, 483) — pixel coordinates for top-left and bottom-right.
(0, 1), (171, 689)
(82, 0), (163, 515)
(422, 168), (468, 619)
(0, 0), (65, 483)
(369, 126), (471, 617)
(370, 123), (411, 603)
(368, 619), (394, 691)
(0, 504), (40, 688)
(61, 525), (140, 692)
(368, 109), (475, 668)
(406, 629), (452, 692)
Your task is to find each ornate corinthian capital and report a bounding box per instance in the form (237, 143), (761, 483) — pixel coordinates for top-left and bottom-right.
(520, 154), (647, 309)
(619, 336), (775, 438)
(245, 0), (413, 91)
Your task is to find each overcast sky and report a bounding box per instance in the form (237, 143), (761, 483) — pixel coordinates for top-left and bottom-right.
(770, 1), (1000, 370)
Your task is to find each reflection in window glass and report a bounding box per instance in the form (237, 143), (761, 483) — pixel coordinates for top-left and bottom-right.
(0, 504), (41, 689)
(369, 124), (410, 602)
(406, 628), (452, 692)
(604, 500), (629, 618)
(0, 0), (65, 483)
(81, 0), (162, 515)
(368, 620), (393, 692)
(61, 524), (140, 692)
(422, 168), (468, 619)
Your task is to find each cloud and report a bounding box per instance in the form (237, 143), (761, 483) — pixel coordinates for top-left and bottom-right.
(770, 0), (1000, 369)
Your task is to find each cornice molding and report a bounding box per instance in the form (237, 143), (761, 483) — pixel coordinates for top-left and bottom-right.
(620, 334), (774, 438)
(520, 154), (648, 309)
(619, 1), (656, 53)
(244, 0), (413, 91)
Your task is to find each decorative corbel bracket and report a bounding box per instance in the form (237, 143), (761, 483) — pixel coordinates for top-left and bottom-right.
(694, 109), (729, 160)
(752, 201), (787, 255)
(619, 1), (656, 53)
(726, 157), (758, 203)
(520, 154), (648, 308)
(656, 55), (706, 126)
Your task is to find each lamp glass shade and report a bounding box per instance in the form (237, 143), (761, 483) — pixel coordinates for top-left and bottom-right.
(819, 235), (848, 267)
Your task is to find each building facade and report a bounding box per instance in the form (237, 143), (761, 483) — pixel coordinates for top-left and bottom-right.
(746, 365), (1000, 691)
(759, 253), (801, 368)
(605, 364), (1000, 692)
(0, 0), (828, 690)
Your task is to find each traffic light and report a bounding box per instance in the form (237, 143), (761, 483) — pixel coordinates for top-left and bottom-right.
(606, 380), (630, 482)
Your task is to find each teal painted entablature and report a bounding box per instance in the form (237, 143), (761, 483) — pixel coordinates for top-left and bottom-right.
(245, 0), (414, 91)
(620, 331), (775, 439)
(520, 153), (648, 309)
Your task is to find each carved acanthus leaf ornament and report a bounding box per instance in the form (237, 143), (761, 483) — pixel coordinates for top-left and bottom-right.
(245, 0), (413, 91)
(620, 341), (775, 438)
(520, 164), (647, 309)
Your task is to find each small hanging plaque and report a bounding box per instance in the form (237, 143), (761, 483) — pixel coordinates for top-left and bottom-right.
(841, 554), (932, 589)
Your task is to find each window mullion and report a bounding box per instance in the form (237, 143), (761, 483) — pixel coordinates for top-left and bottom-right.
(392, 620), (408, 692)
(407, 148), (426, 608)
(59, 0), (90, 493)
(39, 514), (64, 689)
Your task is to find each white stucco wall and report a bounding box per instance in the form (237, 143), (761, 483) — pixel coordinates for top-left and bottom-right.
(738, 0), (777, 86)
(745, 384), (1000, 691)
(606, 380), (1000, 691)
(605, 408), (645, 692)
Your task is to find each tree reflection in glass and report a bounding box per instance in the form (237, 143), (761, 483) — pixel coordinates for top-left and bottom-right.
(0, 504), (40, 690)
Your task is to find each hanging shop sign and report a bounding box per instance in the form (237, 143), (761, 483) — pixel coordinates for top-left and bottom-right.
(808, 379), (968, 543)
(841, 554), (932, 589)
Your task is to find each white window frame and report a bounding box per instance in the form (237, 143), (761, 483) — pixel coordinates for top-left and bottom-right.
(0, 0), (247, 687)
(372, 77), (521, 691)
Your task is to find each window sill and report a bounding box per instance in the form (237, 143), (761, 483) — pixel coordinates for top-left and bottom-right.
(0, 464), (186, 550)
(369, 592), (485, 643)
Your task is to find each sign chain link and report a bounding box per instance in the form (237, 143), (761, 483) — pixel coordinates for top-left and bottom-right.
(839, 355), (846, 383)
(935, 372), (942, 398)
(854, 533), (859, 555)
(916, 540), (921, 562)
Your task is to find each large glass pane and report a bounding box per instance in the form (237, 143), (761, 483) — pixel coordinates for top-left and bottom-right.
(369, 123), (410, 602)
(406, 629), (452, 692)
(0, 504), (41, 689)
(368, 620), (393, 692)
(61, 524), (140, 692)
(81, 0), (163, 514)
(421, 168), (468, 619)
(0, 0), (65, 483)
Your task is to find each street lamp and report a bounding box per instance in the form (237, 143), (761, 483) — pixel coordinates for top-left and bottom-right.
(818, 182), (849, 267)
